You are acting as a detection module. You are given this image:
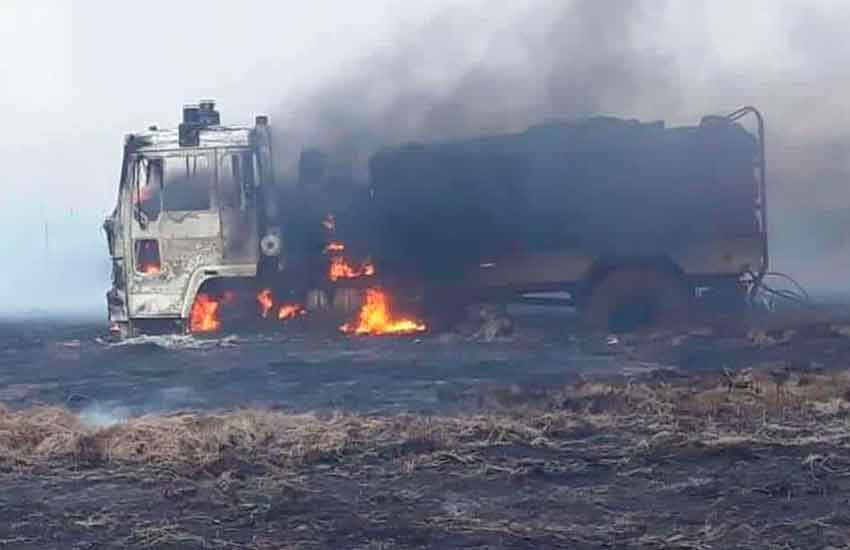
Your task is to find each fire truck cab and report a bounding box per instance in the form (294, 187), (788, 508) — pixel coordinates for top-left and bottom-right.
(103, 101), (280, 337)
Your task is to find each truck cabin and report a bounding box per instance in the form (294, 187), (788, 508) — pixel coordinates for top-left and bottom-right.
(106, 101), (272, 337)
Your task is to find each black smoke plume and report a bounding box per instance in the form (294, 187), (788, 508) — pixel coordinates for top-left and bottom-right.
(272, 0), (850, 294)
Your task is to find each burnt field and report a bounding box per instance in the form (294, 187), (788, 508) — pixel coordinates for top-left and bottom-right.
(3, 309), (850, 549)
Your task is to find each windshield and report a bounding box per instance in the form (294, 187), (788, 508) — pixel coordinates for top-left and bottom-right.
(162, 154), (212, 211)
(131, 150), (262, 225)
(133, 153), (214, 221)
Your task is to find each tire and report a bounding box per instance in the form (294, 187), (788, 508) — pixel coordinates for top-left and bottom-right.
(109, 321), (135, 341)
(332, 287), (363, 315)
(701, 280), (748, 314)
(583, 266), (692, 333)
(421, 289), (471, 333)
(305, 289), (330, 312)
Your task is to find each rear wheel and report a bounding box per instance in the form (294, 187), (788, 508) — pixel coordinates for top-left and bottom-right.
(583, 267), (692, 332)
(700, 279), (749, 314)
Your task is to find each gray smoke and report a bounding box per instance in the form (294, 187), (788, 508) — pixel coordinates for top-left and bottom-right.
(759, 5), (850, 293)
(272, 0), (850, 296)
(273, 0), (681, 172)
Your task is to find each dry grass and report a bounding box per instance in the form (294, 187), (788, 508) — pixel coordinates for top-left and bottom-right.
(0, 405), (82, 462)
(2, 370), (850, 549)
(1, 368), (849, 474)
(0, 406), (456, 473)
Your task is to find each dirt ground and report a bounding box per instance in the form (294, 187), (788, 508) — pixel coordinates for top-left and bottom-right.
(2, 306), (850, 549)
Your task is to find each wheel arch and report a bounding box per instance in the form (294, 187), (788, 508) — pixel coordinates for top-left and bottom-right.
(578, 256), (689, 307)
(580, 258), (694, 332)
(179, 264), (258, 319)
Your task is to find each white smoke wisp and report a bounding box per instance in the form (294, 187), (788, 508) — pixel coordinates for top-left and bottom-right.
(78, 402), (130, 429)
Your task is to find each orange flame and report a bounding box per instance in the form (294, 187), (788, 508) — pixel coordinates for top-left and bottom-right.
(329, 256), (358, 281)
(322, 213), (375, 281)
(328, 256), (376, 281)
(190, 293), (222, 332)
(324, 241), (346, 254)
(138, 263), (161, 275)
(133, 184), (156, 205)
(257, 289), (274, 318)
(278, 304), (304, 321)
(340, 289), (426, 335)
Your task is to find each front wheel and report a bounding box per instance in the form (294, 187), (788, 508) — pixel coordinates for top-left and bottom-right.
(108, 321), (135, 341)
(583, 267), (692, 333)
(421, 289), (471, 333)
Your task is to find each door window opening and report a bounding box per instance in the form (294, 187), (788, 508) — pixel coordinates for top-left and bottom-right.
(162, 155), (212, 211)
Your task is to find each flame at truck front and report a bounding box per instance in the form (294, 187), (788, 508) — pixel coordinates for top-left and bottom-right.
(259, 288), (304, 322)
(257, 289), (274, 318)
(138, 264), (161, 275)
(190, 294), (222, 332)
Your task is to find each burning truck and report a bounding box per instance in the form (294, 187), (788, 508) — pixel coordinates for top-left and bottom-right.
(102, 101), (415, 338)
(104, 102), (273, 338)
(103, 101), (766, 337)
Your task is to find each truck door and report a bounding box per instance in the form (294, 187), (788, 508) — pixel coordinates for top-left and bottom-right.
(127, 153), (223, 317)
(217, 150), (259, 265)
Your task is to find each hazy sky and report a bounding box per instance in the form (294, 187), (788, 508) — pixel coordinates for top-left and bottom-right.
(0, 0), (482, 314)
(1, 1), (848, 315)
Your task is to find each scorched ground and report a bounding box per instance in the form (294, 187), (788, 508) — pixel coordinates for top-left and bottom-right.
(2, 309), (850, 549)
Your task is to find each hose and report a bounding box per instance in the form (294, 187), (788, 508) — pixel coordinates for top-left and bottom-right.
(744, 270), (813, 311)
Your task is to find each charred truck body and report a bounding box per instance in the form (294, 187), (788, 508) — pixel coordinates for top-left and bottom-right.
(366, 107), (766, 330)
(104, 103), (766, 335)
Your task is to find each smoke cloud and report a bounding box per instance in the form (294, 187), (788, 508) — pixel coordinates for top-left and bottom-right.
(273, 1), (683, 171)
(272, 0), (850, 294)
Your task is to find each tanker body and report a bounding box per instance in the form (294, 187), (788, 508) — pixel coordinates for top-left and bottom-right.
(365, 108), (767, 330)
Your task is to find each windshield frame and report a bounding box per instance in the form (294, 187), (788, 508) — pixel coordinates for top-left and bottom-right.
(128, 147), (256, 219)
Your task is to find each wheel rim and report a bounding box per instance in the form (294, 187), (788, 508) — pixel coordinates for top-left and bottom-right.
(608, 295), (658, 333)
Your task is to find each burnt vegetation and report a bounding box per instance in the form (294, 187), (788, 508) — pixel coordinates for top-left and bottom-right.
(2, 359), (850, 549)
